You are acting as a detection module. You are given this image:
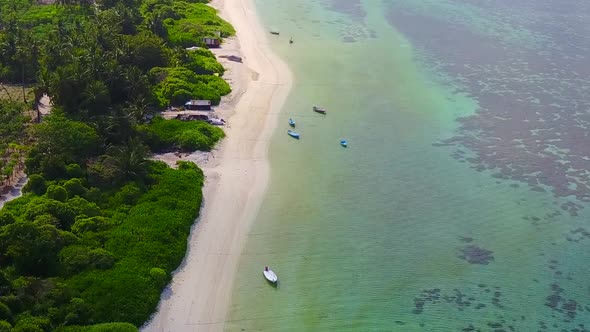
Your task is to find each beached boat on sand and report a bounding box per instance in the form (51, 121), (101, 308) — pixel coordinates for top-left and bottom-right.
(289, 118), (295, 127)
(313, 106), (327, 114)
(263, 266), (278, 284)
(287, 130), (300, 139)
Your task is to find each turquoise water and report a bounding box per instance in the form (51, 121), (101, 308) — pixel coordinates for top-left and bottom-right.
(227, 0), (590, 330)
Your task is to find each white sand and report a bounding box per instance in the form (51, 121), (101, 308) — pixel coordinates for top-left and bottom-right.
(142, 0), (292, 330)
(0, 173), (27, 210)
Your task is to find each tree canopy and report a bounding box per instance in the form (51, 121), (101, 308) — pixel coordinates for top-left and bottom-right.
(0, 0), (232, 330)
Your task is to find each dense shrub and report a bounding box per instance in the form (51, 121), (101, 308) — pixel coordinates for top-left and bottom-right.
(0, 302), (11, 322)
(142, 1), (234, 48)
(64, 179), (87, 198)
(66, 164), (85, 179)
(27, 116), (99, 178)
(33, 214), (59, 226)
(0, 320), (11, 332)
(60, 246), (115, 276)
(151, 67), (231, 107)
(139, 117), (224, 152)
(0, 212), (15, 227)
(54, 322), (138, 332)
(109, 183), (142, 207)
(67, 162), (203, 325)
(125, 32), (169, 71)
(67, 197), (101, 218)
(0, 222), (66, 276)
(177, 129), (211, 151)
(149, 268), (166, 287)
(23, 174), (46, 196)
(24, 198), (76, 229)
(71, 216), (111, 235)
(0, 163), (203, 326)
(47, 185), (68, 202)
(12, 316), (51, 332)
(182, 50), (224, 75)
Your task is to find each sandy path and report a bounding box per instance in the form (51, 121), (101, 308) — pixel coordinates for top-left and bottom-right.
(141, 0), (292, 331)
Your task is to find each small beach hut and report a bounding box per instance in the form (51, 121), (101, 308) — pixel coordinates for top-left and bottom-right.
(185, 100), (212, 111)
(202, 37), (220, 48)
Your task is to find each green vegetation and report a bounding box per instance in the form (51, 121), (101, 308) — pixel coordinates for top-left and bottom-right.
(151, 67), (230, 106)
(0, 0), (233, 330)
(55, 322), (138, 332)
(141, 0), (234, 47)
(140, 117), (225, 151)
(0, 102), (29, 188)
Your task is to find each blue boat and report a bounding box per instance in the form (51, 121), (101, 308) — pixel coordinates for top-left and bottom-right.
(340, 139), (348, 147)
(289, 118), (295, 127)
(288, 130), (300, 139)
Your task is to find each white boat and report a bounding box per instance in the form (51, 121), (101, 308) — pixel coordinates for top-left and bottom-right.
(209, 118), (225, 125)
(263, 266), (278, 284)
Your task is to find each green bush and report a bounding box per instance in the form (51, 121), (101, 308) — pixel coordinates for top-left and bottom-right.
(151, 67), (230, 107)
(89, 249), (115, 270)
(47, 185), (68, 202)
(139, 117), (224, 152)
(0, 320), (11, 332)
(54, 322), (138, 332)
(84, 187), (102, 203)
(0, 161), (205, 328)
(33, 214), (60, 226)
(0, 211), (16, 227)
(67, 162), (203, 325)
(24, 197), (76, 229)
(12, 315), (50, 332)
(140, 0), (233, 47)
(182, 51), (224, 75)
(0, 222), (66, 276)
(67, 197), (101, 218)
(177, 129), (211, 151)
(23, 174), (47, 196)
(149, 267), (167, 287)
(59, 246), (92, 276)
(71, 216), (111, 235)
(109, 183), (142, 207)
(66, 164), (85, 179)
(64, 178), (87, 198)
(0, 302), (11, 322)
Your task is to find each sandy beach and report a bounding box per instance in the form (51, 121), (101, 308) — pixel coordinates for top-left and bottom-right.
(142, 0), (292, 330)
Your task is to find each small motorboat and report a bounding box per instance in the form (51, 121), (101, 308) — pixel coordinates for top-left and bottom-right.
(209, 118), (225, 125)
(287, 130), (300, 139)
(289, 118), (295, 127)
(289, 37), (293, 44)
(313, 106), (327, 114)
(270, 30), (280, 35)
(263, 266), (278, 284)
(340, 139), (348, 147)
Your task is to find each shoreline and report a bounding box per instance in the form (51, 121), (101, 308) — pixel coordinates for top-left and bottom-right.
(142, 0), (292, 330)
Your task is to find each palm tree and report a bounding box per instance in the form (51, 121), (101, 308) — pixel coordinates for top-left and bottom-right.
(125, 96), (151, 124)
(81, 80), (111, 115)
(107, 137), (150, 181)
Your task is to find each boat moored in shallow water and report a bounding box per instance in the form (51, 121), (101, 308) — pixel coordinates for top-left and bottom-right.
(289, 118), (295, 127)
(263, 266), (278, 284)
(287, 130), (300, 139)
(313, 106), (327, 114)
(340, 139), (348, 147)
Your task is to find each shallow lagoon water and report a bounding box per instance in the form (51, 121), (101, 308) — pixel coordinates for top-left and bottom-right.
(227, 0), (590, 330)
